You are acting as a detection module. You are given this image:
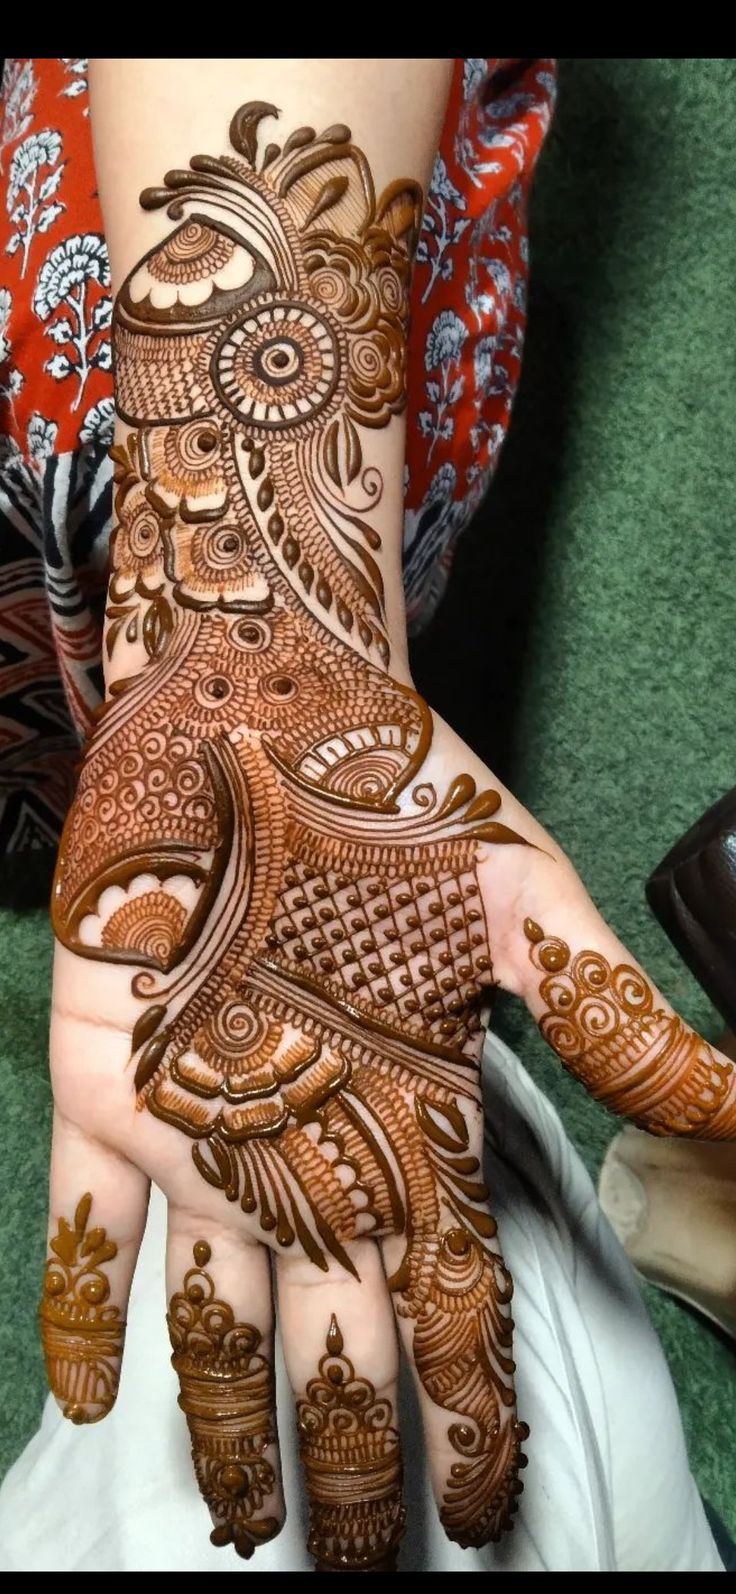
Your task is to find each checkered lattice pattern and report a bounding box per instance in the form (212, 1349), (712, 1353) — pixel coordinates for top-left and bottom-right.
(265, 859), (492, 1054)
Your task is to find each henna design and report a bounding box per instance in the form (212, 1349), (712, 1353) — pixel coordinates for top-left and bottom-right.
(296, 1314), (404, 1571)
(525, 919), (736, 1136)
(39, 1193), (125, 1424)
(52, 103), (531, 1547)
(403, 1226), (528, 1547)
(167, 1240), (279, 1559)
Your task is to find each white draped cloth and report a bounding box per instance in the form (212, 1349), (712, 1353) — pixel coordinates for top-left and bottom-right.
(0, 1034), (723, 1573)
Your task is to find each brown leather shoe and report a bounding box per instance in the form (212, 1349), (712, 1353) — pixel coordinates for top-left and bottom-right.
(646, 786), (736, 1032)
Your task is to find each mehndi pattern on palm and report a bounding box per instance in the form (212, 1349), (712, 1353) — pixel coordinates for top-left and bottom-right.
(51, 102), (530, 1547)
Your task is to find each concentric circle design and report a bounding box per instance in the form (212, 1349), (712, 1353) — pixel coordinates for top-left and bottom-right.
(260, 672), (299, 704)
(212, 300), (341, 430)
(194, 675), (233, 708)
(229, 616), (273, 653)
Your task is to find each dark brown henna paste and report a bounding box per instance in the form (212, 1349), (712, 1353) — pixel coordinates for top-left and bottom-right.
(51, 103), (531, 1550)
(525, 919), (736, 1135)
(403, 1227), (528, 1547)
(296, 1314), (404, 1571)
(167, 1240), (279, 1559)
(39, 1193), (125, 1424)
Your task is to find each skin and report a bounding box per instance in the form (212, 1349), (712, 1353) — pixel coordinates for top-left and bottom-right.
(41, 59), (736, 1572)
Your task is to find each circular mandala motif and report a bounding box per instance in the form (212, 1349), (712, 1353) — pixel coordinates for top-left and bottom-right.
(212, 300), (341, 430)
(229, 616), (273, 653)
(194, 674), (233, 708)
(260, 672), (298, 704)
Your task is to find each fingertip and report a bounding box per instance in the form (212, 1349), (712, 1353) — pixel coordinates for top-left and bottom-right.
(52, 1386), (122, 1426)
(166, 1230), (284, 1560)
(210, 1513), (286, 1560)
(39, 1188), (127, 1427)
(439, 1414), (530, 1550)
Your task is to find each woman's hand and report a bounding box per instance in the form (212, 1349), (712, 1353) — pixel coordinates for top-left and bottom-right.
(41, 79), (736, 1573)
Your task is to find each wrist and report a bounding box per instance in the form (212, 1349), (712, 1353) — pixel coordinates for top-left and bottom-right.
(104, 420), (413, 697)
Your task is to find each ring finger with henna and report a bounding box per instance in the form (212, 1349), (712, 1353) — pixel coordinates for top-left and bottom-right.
(165, 1218), (284, 1560)
(277, 1239), (404, 1573)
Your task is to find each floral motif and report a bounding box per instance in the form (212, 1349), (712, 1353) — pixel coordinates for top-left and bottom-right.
(0, 59), (36, 175)
(27, 411), (58, 471)
(0, 286), (23, 409)
(80, 395), (115, 447)
(404, 58), (557, 632)
(33, 232), (111, 409)
(108, 432), (168, 597)
(5, 127), (65, 276)
(169, 999), (348, 1141)
(166, 520), (274, 612)
(415, 156), (470, 306)
(306, 229), (410, 428)
(418, 309), (467, 458)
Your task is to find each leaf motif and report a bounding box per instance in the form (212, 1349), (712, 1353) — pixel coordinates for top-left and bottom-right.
(38, 165), (64, 202)
(302, 173), (349, 231)
(131, 1003), (168, 1054)
(36, 202), (64, 234)
(228, 101), (279, 166)
(85, 1239), (117, 1267)
(416, 1096), (469, 1153)
(44, 317), (74, 344)
(435, 773), (477, 821)
(45, 351), (74, 380)
(105, 616), (125, 659)
(92, 296), (112, 332)
(323, 418), (341, 487)
(464, 789), (502, 822)
(50, 1217), (78, 1265)
(343, 415), (362, 483)
(326, 1314), (343, 1355)
(469, 820), (530, 847)
(449, 1198), (497, 1238)
(74, 1193), (93, 1235)
(143, 596), (172, 656)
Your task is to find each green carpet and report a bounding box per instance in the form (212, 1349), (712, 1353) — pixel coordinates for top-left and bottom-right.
(1, 57), (734, 1549)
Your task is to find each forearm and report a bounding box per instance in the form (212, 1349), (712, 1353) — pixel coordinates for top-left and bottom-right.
(65, 53), (736, 1163)
(89, 57), (453, 690)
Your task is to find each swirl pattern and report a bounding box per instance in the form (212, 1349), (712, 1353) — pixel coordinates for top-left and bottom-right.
(524, 918), (733, 1133)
